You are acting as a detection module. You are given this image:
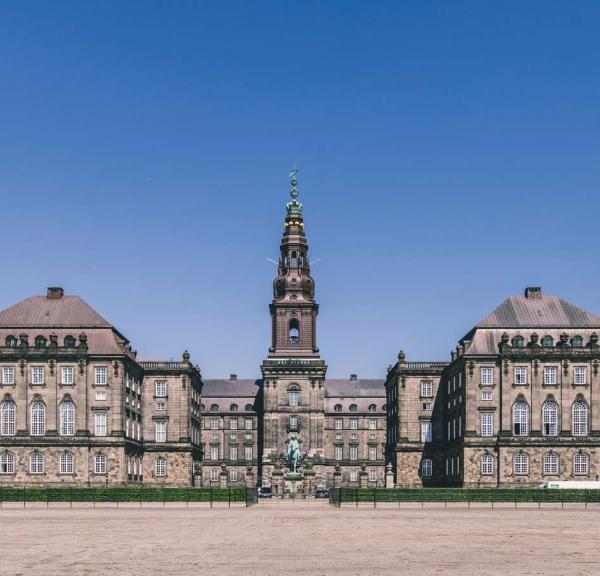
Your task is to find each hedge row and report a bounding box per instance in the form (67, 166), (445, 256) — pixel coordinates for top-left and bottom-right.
(0, 487), (248, 503)
(335, 488), (600, 503)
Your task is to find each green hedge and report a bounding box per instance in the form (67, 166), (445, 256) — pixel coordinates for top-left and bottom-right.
(0, 487), (248, 503)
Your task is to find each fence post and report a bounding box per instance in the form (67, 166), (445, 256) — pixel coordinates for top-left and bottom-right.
(561, 490), (564, 510)
(70, 486), (72, 509)
(0, 486), (2, 508)
(228, 487), (231, 508)
(187, 487), (190, 508)
(47, 486), (50, 509)
(23, 486), (25, 509)
(468, 491), (471, 509)
(210, 486), (213, 509)
(373, 488), (376, 509)
(514, 489), (517, 509)
(93, 486), (96, 509)
(355, 489), (358, 508)
(585, 489), (588, 510)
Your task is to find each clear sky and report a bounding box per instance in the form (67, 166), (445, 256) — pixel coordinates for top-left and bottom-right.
(1, 2), (600, 378)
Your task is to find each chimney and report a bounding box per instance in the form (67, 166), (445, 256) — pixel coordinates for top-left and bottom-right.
(47, 287), (64, 299)
(349, 374), (357, 381)
(524, 286), (542, 299)
(230, 374), (237, 381)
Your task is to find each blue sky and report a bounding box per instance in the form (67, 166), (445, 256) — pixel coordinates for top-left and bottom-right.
(1, 2), (599, 377)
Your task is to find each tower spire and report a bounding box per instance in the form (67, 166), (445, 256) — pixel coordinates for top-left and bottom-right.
(286, 163), (303, 214)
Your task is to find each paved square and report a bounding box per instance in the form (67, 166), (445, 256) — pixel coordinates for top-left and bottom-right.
(1, 504), (599, 575)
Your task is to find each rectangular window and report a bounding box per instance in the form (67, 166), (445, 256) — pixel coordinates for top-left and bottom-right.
(481, 412), (494, 437)
(95, 390), (107, 401)
(210, 445), (219, 460)
(288, 391), (299, 406)
(420, 421), (432, 443)
(544, 453), (559, 475)
(350, 470), (358, 482)
(229, 470), (238, 482)
(368, 446), (377, 461)
(289, 415), (298, 430)
(575, 367), (587, 385)
(480, 368), (493, 386)
(95, 367), (107, 385)
(349, 445), (358, 461)
(210, 468), (219, 482)
(422, 402), (433, 411)
(2, 367), (15, 384)
(60, 367), (74, 385)
(155, 381), (167, 397)
(244, 446), (253, 461)
(245, 418), (253, 430)
(481, 455), (493, 476)
(334, 446), (343, 461)
(229, 445), (238, 460)
(420, 381), (433, 397)
(335, 418), (343, 430)
(514, 367), (527, 386)
(367, 418), (376, 430)
(368, 470), (377, 482)
(32, 367), (44, 385)
(544, 367), (557, 385)
(211, 418), (220, 430)
(155, 402), (166, 411)
(514, 454), (529, 475)
(155, 421), (167, 443)
(481, 391), (493, 401)
(350, 418), (358, 430)
(94, 412), (107, 436)
(229, 419), (238, 430)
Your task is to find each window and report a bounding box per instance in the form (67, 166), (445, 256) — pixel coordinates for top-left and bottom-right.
(95, 412), (107, 436)
(368, 470), (377, 482)
(571, 336), (583, 348)
(544, 367), (557, 385)
(95, 367), (107, 385)
(30, 452), (44, 474)
(229, 470), (238, 482)
(244, 404), (253, 412)
(0, 452), (15, 474)
(34, 335), (46, 348)
(95, 454), (107, 474)
(420, 381), (433, 397)
(61, 367), (74, 385)
(60, 401), (75, 435)
(513, 453), (529, 475)
(335, 418), (343, 430)
(574, 453), (589, 476)
(64, 335), (76, 348)
(334, 446), (343, 461)
(32, 367), (44, 385)
(334, 404), (342, 412)
(229, 418), (238, 430)
(210, 469), (219, 482)
(422, 402), (433, 411)
(210, 404), (219, 412)
(481, 391), (493, 401)
(350, 470), (358, 482)
(245, 418), (253, 430)
(481, 454), (493, 476)
(155, 457), (166, 477)
(95, 390), (107, 401)
(574, 367), (587, 385)
(244, 446), (253, 461)
(288, 390), (300, 406)
(2, 367), (14, 384)
(0, 401), (15, 436)
(349, 404), (357, 412)
(368, 446), (377, 461)
(349, 418), (358, 430)
(229, 445), (238, 460)
(542, 336), (553, 348)
(31, 402), (45, 435)
(367, 418), (376, 430)
(481, 412), (494, 437)
(480, 368), (493, 386)
(5, 336), (17, 347)
(512, 336), (524, 348)
(230, 403), (238, 412)
(155, 421), (167, 442)
(368, 404), (377, 412)
(572, 401), (588, 436)
(155, 381), (167, 397)
(421, 459), (432, 477)
(421, 421), (432, 443)
(210, 445), (219, 460)
(512, 402), (529, 436)
(543, 452), (559, 475)
(349, 445), (358, 461)
(155, 402), (166, 411)
(542, 402), (559, 436)
(59, 452), (74, 474)
(288, 318), (299, 344)
(289, 415), (298, 430)
(514, 368), (527, 386)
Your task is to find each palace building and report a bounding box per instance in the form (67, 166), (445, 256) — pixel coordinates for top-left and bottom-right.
(1, 172), (599, 491)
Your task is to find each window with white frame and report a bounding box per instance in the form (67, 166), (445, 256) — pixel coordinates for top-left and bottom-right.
(61, 367), (74, 385)
(368, 418), (376, 430)
(59, 452), (74, 474)
(350, 470), (358, 482)
(155, 420), (167, 443)
(210, 445), (219, 460)
(0, 452), (15, 474)
(514, 367), (528, 386)
(30, 451), (44, 474)
(95, 367), (107, 385)
(335, 418), (343, 430)
(368, 446), (377, 461)
(211, 418), (219, 430)
(230, 418), (238, 430)
(368, 470), (377, 482)
(346, 445), (356, 461)
(155, 402), (166, 411)
(543, 452), (559, 475)
(0, 401), (15, 436)
(95, 412), (107, 436)
(210, 468), (219, 482)
(334, 446), (343, 460)
(32, 367), (44, 385)
(288, 390), (300, 406)
(574, 453), (589, 476)
(95, 390), (107, 401)
(289, 415), (298, 430)
(481, 391), (493, 401)
(481, 412), (494, 437)
(420, 381), (433, 397)
(512, 402), (529, 436)
(155, 457), (166, 477)
(544, 367), (557, 385)
(350, 418), (358, 430)
(422, 402), (433, 411)
(31, 402), (45, 436)
(574, 367), (587, 386)
(421, 421), (432, 443)
(155, 381), (167, 397)
(60, 401), (75, 435)
(572, 401), (588, 436)
(421, 458), (432, 477)
(229, 445), (238, 460)
(542, 402), (559, 436)
(229, 470), (238, 482)
(481, 454), (493, 475)
(245, 418), (253, 430)
(244, 445), (253, 461)
(94, 453), (107, 474)
(2, 367), (14, 384)
(480, 367), (493, 386)
(513, 452), (529, 475)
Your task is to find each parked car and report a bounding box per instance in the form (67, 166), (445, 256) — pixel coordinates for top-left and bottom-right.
(314, 487), (329, 499)
(257, 486), (273, 498)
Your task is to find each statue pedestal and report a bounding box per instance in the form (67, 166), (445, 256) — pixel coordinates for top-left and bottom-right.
(284, 472), (302, 496)
(302, 470), (315, 496)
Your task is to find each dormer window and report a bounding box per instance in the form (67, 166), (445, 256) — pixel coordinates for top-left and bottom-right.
(349, 404), (357, 412)
(542, 336), (554, 348)
(5, 336), (17, 348)
(512, 336), (524, 348)
(34, 336), (46, 349)
(571, 336), (583, 348)
(334, 404), (342, 412)
(288, 319), (299, 344)
(230, 404), (238, 412)
(64, 336), (76, 348)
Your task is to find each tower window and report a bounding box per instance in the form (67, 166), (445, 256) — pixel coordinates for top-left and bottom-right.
(288, 319), (299, 344)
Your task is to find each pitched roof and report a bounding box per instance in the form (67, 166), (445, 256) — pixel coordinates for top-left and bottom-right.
(476, 295), (600, 329)
(324, 379), (385, 398)
(0, 295), (112, 328)
(202, 379), (260, 398)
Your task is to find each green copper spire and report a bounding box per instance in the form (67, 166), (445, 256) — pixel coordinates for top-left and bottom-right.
(286, 163), (303, 213)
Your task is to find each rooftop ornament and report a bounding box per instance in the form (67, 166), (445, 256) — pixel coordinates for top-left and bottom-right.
(286, 163), (303, 214)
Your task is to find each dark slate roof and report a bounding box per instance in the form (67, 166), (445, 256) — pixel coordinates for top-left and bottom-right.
(0, 295), (112, 328)
(476, 295), (600, 329)
(325, 379), (385, 398)
(203, 379), (260, 398)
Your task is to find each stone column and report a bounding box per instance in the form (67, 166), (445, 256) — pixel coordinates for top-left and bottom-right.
(245, 466), (255, 488)
(219, 464), (228, 488)
(333, 466), (342, 489)
(359, 464), (369, 488)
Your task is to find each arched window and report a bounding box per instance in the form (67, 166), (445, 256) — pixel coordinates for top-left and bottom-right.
(60, 401), (75, 435)
(59, 452), (74, 474)
(574, 453), (589, 476)
(349, 404), (358, 412)
(288, 319), (299, 344)
(94, 453), (107, 474)
(543, 452), (559, 475)
(542, 336), (554, 348)
(512, 336), (524, 348)
(290, 251), (298, 268)
(210, 404), (219, 412)
(571, 336), (583, 348)
(334, 404), (342, 412)
(0, 401), (16, 436)
(0, 451), (15, 474)
(244, 404), (253, 412)
(5, 335), (17, 347)
(572, 401), (588, 436)
(31, 402), (46, 436)
(512, 402), (529, 436)
(30, 451), (44, 474)
(481, 454), (493, 475)
(230, 403), (238, 412)
(542, 402), (559, 436)
(64, 335), (76, 348)
(513, 452), (529, 475)
(368, 404), (377, 413)
(34, 335), (46, 348)
(155, 457), (166, 477)
(421, 459), (432, 477)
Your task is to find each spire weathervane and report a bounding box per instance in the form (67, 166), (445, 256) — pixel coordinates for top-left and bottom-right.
(286, 163), (303, 213)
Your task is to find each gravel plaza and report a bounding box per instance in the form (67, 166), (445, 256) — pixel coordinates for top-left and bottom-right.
(1, 502), (599, 576)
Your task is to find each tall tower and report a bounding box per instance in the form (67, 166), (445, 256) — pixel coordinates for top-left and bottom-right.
(260, 168), (327, 484)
